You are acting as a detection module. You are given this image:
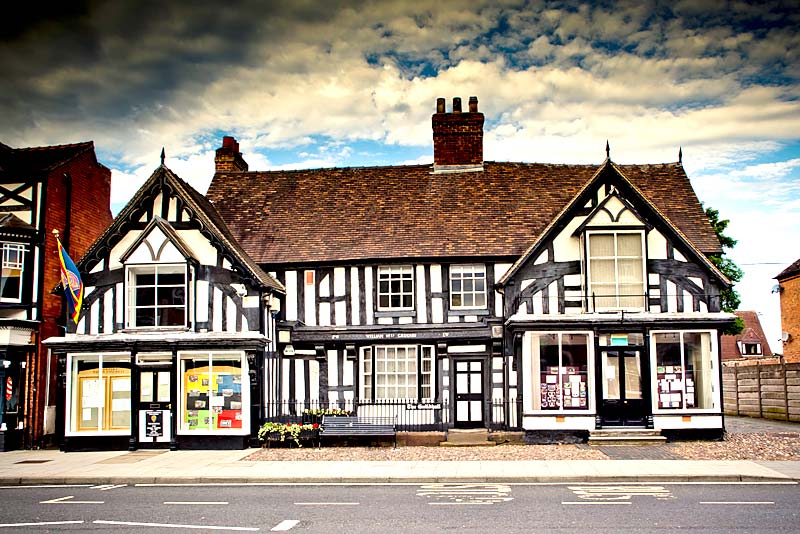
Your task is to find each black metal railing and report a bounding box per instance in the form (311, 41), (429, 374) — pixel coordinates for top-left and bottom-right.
(262, 398), (523, 432)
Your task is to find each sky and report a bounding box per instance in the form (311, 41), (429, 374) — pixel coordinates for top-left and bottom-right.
(1, 0), (798, 352)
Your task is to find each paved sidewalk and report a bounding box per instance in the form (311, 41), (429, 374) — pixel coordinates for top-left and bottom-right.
(1, 416), (797, 486)
(0, 448), (798, 485)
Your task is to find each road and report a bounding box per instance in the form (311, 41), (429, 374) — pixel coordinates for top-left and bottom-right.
(0, 482), (797, 532)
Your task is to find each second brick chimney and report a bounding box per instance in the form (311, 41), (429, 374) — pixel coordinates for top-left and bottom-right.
(432, 96), (484, 171)
(215, 136), (249, 173)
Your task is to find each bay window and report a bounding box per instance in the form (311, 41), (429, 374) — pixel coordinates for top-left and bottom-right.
(67, 353), (131, 434)
(652, 331), (715, 410)
(530, 332), (591, 411)
(179, 351), (248, 434)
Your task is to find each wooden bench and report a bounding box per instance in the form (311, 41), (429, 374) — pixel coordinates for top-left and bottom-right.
(320, 416), (397, 448)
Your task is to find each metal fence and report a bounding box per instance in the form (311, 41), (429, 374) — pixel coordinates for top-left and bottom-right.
(262, 398), (522, 432)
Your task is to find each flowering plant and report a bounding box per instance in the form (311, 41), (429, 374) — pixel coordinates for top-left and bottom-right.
(258, 422), (319, 447)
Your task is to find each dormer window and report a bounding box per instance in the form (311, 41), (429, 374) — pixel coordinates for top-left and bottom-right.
(586, 231), (645, 311)
(126, 264), (187, 328)
(0, 243), (25, 302)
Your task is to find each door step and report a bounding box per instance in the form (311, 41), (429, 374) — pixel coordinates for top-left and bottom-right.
(440, 428), (496, 447)
(588, 428), (666, 446)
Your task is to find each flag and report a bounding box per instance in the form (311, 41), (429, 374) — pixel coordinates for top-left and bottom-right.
(57, 236), (83, 325)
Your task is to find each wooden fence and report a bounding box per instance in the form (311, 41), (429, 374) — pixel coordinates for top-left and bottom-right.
(722, 362), (800, 422)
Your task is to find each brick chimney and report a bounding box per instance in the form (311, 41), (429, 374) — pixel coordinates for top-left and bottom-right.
(432, 96), (484, 170)
(214, 136), (249, 173)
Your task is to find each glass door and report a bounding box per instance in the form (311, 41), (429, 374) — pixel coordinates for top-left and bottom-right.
(137, 367), (173, 447)
(599, 349), (646, 426)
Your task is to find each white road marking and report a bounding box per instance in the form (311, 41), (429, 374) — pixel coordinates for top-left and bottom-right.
(0, 485), (91, 489)
(92, 484), (127, 491)
(700, 501), (775, 505)
(164, 501), (230, 505)
(429, 502), (495, 505)
(568, 485), (674, 501)
(39, 495), (104, 504)
(418, 483), (513, 505)
(294, 502), (358, 506)
(562, 501), (632, 505)
(93, 519), (259, 531)
(271, 520), (300, 531)
(0, 520), (85, 528)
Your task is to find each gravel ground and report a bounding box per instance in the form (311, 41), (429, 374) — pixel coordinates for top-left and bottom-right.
(244, 431), (800, 462)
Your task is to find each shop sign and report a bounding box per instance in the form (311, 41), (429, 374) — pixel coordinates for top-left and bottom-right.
(610, 334), (629, 346)
(405, 403), (443, 410)
(145, 410), (163, 437)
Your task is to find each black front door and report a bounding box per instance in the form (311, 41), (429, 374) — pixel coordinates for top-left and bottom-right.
(598, 349), (647, 426)
(454, 359), (485, 428)
(136, 368), (173, 448)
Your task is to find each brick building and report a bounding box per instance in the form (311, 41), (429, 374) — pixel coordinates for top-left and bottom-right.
(0, 141), (111, 449)
(720, 310), (776, 364)
(776, 259), (800, 363)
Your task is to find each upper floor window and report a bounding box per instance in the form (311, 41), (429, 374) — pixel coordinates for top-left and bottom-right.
(126, 264), (186, 328)
(377, 265), (413, 310)
(450, 264), (487, 309)
(741, 342), (762, 356)
(0, 243), (25, 302)
(587, 231), (645, 310)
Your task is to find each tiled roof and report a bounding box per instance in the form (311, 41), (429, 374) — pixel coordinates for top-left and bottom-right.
(0, 141), (97, 173)
(721, 310), (774, 360)
(776, 258), (800, 281)
(207, 161), (721, 265)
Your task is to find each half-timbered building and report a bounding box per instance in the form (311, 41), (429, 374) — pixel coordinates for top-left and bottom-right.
(45, 160), (284, 450)
(205, 97), (734, 441)
(0, 141), (111, 450)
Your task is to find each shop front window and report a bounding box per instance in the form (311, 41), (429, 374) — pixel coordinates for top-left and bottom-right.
(530, 332), (591, 411)
(67, 354), (131, 434)
(179, 351), (248, 433)
(652, 331), (715, 410)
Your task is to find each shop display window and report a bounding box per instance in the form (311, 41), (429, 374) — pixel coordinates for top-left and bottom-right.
(653, 331), (715, 410)
(530, 333), (591, 411)
(179, 351), (248, 433)
(67, 354), (131, 434)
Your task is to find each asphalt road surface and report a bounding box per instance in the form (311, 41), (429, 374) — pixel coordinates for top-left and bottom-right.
(0, 482), (797, 532)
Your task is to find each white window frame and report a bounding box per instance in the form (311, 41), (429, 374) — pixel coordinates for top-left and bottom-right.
(377, 265), (414, 311)
(178, 350), (250, 435)
(585, 230), (646, 311)
(450, 264), (487, 310)
(360, 345), (434, 401)
(650, 330), (720, 414)
(64, 352), (132, 437)
(523, 331), (594, 414)
(0, 242), (25, 303)
(125, 263), (188, 329)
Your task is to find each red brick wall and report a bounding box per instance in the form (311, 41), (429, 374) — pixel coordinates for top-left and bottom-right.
(432, 106), (484, 166)
(27, 149), (112, 443)
(780, 274), (800, 363)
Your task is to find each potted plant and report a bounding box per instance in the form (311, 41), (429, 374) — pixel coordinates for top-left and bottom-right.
(258, 421), (319, 447)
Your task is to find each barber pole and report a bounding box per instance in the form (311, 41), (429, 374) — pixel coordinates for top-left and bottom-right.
(5, 377), (11, 401)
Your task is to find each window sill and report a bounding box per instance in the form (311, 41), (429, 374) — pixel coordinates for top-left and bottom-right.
(374, 310), (416, 318)
(122, 326), (191, 333)
(448, 308), (490, 317)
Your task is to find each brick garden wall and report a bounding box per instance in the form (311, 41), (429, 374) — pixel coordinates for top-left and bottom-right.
(723, 362), (800, 422)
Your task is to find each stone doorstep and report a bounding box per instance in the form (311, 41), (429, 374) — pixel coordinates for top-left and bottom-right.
(440, 429), (496, 447)
(588, 428), (667, 446)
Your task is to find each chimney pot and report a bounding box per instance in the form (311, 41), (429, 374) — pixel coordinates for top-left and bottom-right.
(468, 96), (478, 113)
(436, 98), (445, 113)
(432, 96), (484, 167)
(453, 97), (462, 113)
(222, 136), (236, 149)
(215, 136), (249, 173)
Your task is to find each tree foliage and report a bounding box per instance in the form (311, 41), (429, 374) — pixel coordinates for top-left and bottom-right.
(705, 206), (743, 334)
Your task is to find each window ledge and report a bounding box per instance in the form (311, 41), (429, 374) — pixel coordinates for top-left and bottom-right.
(374, 310), (416, 318)
(448, 308), (490, 317)
(121, 327), (191, 334)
